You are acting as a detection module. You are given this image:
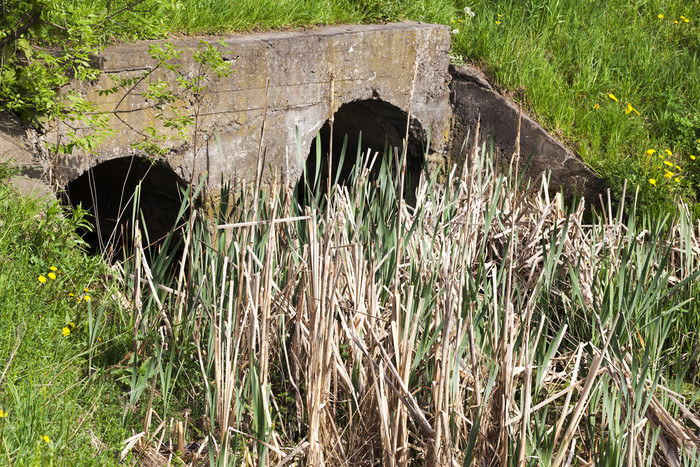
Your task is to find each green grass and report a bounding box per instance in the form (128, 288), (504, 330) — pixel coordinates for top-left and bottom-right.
(449, 0), (700, 215)
(0, 167), (128, 465)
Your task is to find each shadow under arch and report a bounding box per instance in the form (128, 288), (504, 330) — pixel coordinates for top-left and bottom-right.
(297, 99), (427, 204)
(60, 156), (189, 262)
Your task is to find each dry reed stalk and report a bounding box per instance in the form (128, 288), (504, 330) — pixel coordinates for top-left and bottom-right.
(305, 213), (328, 465)
(551, 314), (620, 467)
(327, 71), (335, 204)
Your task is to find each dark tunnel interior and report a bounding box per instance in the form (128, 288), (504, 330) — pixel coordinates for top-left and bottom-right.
(297, 99), (427, 204)
(61, 156), (188, 262)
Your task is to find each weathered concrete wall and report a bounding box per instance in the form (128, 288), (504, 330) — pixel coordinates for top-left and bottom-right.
(1, 21), (604, 218)
(47, 21), (452, 188)
(0, 111), (52, 198)
(448, 65), (605, 202)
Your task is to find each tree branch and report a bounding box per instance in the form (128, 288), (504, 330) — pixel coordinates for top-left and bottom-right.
(104, 0), (147, 21)
(0, 5), (42, 49)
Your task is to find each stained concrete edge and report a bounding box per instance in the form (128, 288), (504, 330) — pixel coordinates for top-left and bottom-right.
(448, 64), (606, 204)
(0, 111), (54, 200)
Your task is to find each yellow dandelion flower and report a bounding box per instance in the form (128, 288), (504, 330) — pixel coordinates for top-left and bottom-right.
(0, 409), (7, 418)
(68, 293), (74, 297)
(495, 20), (501, 24)
(451, 19), (455, 23)
(625, 103), (640, 116)
(646, 149), (656, 156)
(48, 272), (56, 280)
(594, 103), (600, 109)
(665, 149), (673, 156)
(458, 19), (463, 22)
(675, 165), (682, 171)
(84, 287), (89, 293)
(62, 327), (70, 337)
(41, 436), (50, 443)
(664, 171), (673, 178)
(38, 275), (47, 283)
(675, 177), (681, 183)
(498, 14), (502, 17)
(84, 295), (91, 301)
(685, 18), (690, 23)
(649, 178), (657, 186)
(691, 155), (696, 160)
(674, 20), (679, 24)
(49, 266), (57, 272)
(69, 322), (75, 330)
(97, 337), (102, 342)
(608, 93), (618, 102)
(658, 14), (664, 19)
(664, 160), (674, 167)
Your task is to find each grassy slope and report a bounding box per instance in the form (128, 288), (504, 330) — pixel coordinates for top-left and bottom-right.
(0, 170), (127, 465)
(450, 0), (700, 214)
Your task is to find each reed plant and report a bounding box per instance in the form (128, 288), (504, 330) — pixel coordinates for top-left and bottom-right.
(111, 122), (700, 465)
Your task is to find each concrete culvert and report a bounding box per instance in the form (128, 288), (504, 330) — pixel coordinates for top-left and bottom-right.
(298, 99), (426, 203)
(61, 156), (188, 262)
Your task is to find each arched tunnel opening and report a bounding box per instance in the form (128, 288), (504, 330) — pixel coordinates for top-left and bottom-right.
(297, 99), (427, 205)
(61, 156), (189, 263)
